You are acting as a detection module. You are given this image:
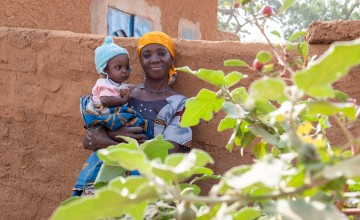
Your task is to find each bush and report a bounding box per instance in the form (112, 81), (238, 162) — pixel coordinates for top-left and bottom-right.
(51, 1), (360, 219)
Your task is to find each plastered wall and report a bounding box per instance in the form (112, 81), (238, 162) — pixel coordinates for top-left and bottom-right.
(0, 0), (220, 40)
(0, 26), (359, 219)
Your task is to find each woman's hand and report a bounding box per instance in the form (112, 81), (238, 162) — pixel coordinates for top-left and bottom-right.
(107, 126), (147, 143)
(83, 126), (147, 151)
(82, 126), (119, 151)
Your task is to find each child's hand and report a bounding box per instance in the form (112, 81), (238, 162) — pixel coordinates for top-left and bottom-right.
(119, 87), (130, 97)
(123, 92), (131, 103)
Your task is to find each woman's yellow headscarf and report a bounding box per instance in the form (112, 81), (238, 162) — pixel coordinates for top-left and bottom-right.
(137, 31), (176, 85)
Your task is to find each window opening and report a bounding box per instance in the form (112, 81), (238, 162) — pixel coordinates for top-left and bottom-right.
(107, 7), (153, 37)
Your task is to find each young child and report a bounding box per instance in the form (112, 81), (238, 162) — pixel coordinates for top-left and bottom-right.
(91, 36), (131, 119)
(73, 37), (149, 196)
(82, 36), (149, 131)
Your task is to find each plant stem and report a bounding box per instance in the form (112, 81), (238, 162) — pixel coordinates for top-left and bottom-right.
(332, 115), (356, 155)
(249, 3), (294, 75)
(189, 175), (222, 185)
(176, 177), (331, 205)
(222, 88), (236, 103)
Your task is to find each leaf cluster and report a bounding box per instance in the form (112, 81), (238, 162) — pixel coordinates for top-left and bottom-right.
(51, 1), (360, 219)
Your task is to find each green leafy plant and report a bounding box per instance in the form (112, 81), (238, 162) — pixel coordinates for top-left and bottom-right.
(51, 1), (360, 219)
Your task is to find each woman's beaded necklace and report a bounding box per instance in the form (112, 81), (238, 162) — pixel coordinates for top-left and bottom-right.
(140, 83), (170, 94)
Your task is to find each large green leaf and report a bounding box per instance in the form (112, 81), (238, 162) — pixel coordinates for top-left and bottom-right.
(240, 131), (256, 148)
(323, 154), (360, 179)
(176, 149), (214, 171)
(262, 64), (274, 73)
(254, 100), (277, 114)
(176, 66), (196, 74)
(249, 77), (286, 101)
(246, 184), (274, 198)
(218, 117), (237, 132)
(252, 142), (268, 159)
(192, 167), (214, 175)
(307, 101), (357, 120)
(110, 136), (139, 150)
(102, 138), (139, 161)
(94, 165), (127, 189)
(152, 149), (214, 182)
(179, 183), (201, 195)
(231, 87), (249, 104)
(286, 167), (305, 188)
(151, 162), (177, 182)
(223, 102), (247, 119)
(120, 183), (158, 219)
(196, 69), (226, 88)
(268, 101), (306, 123)
(97, 138), (140, 166)
(50, 187), (154, 220)
(181, 89), (225, 127)
(225, 157), (284, 190)
(98, 148), (150, 175)
(109, 176), (148, 194)
(107, 177), (160, 219)
(224, 59), (249, 67)
(216, 166), (251, 194)
(224, 71), (247, 87)
(334, 90), (349, 102)
(165, 153), (185, 167)
(248, 124), (279, 146)
(256, 51), (272, 64)
(265, 199), (347, 220)
(140, 135), (173, 162)
(294, 38), (360, 98)
(233, 207), (262, 220)
(178, 66), (227, 88)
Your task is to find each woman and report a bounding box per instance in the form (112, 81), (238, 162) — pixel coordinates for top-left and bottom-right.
(73, 31), (192, 196)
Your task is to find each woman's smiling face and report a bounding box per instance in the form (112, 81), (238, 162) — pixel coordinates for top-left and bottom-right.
(140, 44), (173, 81)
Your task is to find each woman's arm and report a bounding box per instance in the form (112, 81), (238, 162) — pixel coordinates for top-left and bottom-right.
(82, 127), (118, 151)
(161, 96), (192, 154)
(107, 126), (147, 143)
(168, 141), (181, 154)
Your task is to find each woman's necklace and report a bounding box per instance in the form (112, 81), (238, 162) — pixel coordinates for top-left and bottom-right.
(140, 83), (170, 94)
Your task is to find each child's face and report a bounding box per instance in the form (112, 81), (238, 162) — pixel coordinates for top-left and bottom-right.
(105, 54), (130, 84)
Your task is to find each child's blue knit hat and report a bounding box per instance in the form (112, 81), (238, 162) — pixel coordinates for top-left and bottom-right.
(95, 36), (128, 76)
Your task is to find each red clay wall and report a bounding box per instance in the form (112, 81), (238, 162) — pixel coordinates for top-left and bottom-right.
(0, 0), (92, 33)
(305, 20), (360, 44)
(0, 26), (359, 219)
(0, 0), (219, 40)
(146, 0), (218, 40)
